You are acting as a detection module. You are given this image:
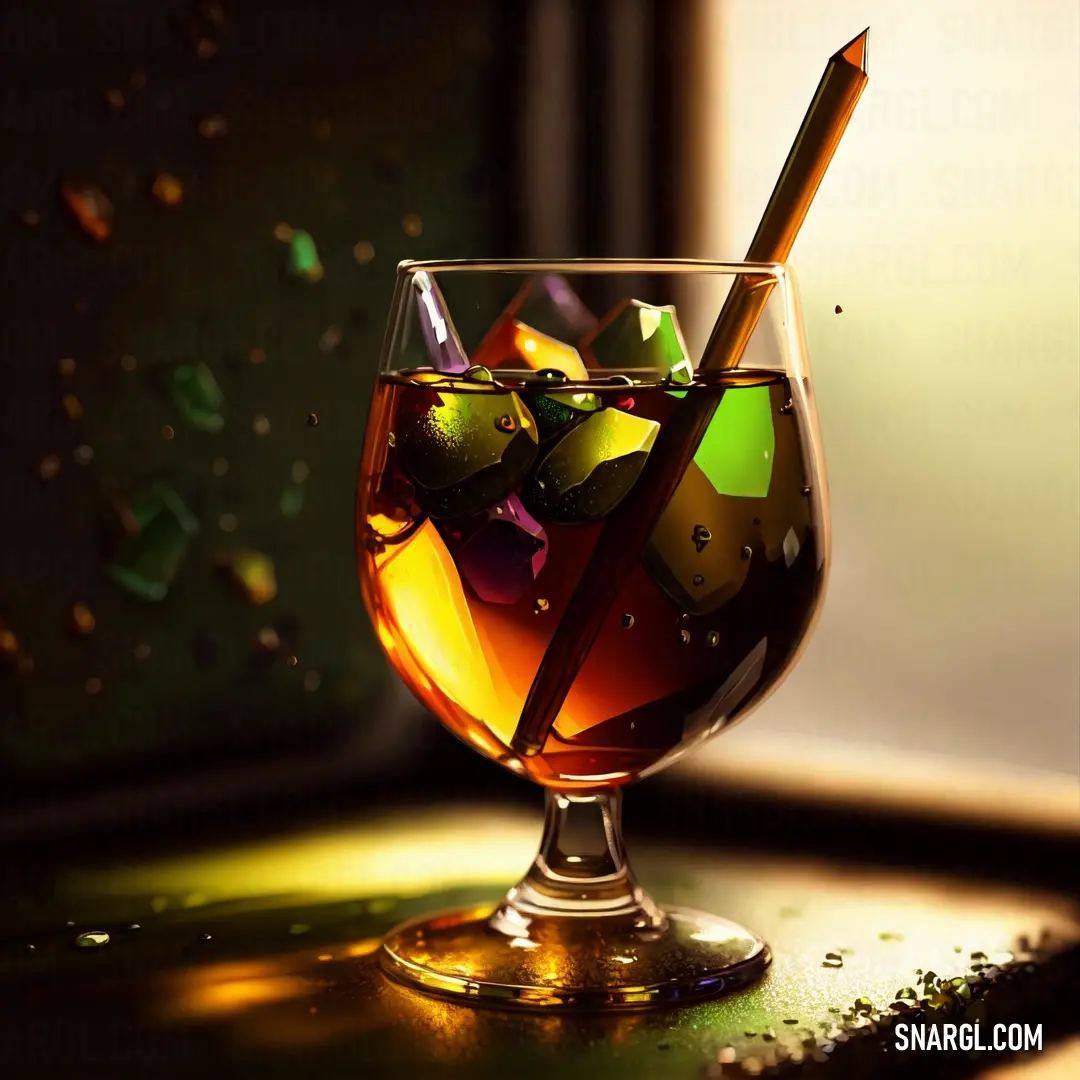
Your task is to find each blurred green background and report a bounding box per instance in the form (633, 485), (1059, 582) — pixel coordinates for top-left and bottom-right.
(0, 0), (506, 788)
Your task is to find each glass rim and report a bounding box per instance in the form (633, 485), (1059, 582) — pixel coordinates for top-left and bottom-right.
(397, 258), (791, 277)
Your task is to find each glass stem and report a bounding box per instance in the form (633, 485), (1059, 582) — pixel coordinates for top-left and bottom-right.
(490, 789), (666, 932)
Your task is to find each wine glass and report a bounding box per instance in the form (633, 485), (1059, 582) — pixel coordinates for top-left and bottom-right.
(356, 259), (828, 1009)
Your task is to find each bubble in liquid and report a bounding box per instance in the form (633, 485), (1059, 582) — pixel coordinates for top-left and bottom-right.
(621, 614), (634, 629)
(705, 630), (719, 647)
(692, 574), (704, 586)
(495, 414), (517, 433)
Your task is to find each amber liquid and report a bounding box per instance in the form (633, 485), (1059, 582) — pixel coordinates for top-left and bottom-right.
(357, 370), (825, 788)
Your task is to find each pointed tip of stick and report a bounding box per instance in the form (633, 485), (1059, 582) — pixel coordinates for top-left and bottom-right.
(834, 27), (869, 72)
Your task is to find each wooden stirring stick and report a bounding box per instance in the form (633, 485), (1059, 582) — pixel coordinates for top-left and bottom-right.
(511, 29), (870, 757)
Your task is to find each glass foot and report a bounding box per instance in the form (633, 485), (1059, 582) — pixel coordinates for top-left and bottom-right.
(379, 903), (770, 1010)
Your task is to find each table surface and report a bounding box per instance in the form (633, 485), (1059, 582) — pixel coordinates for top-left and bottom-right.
(1, 804), (1076, 1078)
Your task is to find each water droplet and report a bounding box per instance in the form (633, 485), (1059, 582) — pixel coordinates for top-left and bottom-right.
(307, 412), (319, 427)
(705, 630), (719, 647)
(73, 444), (94, 465)
(58, 357), (76, 376)
(495, 414), (517, 433)
(160, 424), (175, 440)
(65, 921), (75, 927)
(784, 1018), (799, 1025)
(353, 240), (375, 264)
(70, 603), (95, 635)
(464, 364), (493, 382)
(402, 212), (423, 237)
(286, 654), (298, 668)
(822, 953), (843, 968)
(692, 574), (704, 586)
(84, 677), (103, 695)
(198, 932), (212, 942)
(801, 485), (812, 497)
(679, 629), (691, 645)
(740, 546), (752, 561)
(752, 516), (762, 525)
(253, 414), (270, 436)
(692, 524), (711, 552)
(621, 614), (634, 629)
(75, 930), (110, 948)
(127, 923), (141, 931)
(534, 598), (550, 614)
(834, 304), (843, 314)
